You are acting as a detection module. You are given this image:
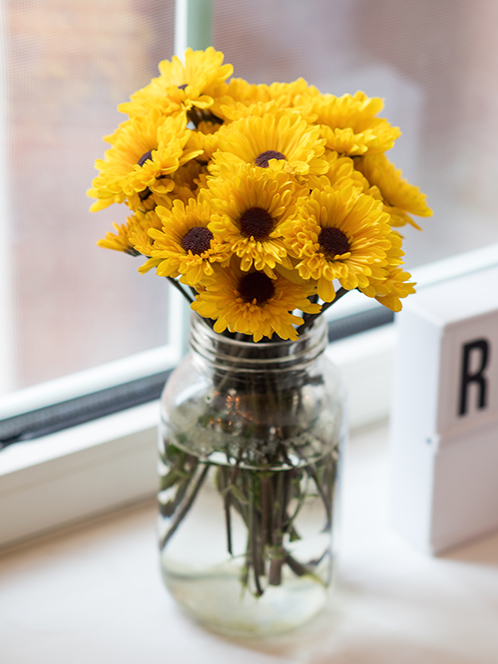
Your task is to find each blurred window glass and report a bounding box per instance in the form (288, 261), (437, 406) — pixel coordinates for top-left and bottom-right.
(1, 0), (176, 397)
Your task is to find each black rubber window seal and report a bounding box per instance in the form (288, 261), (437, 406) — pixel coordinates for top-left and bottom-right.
(0, 307), (393, 449)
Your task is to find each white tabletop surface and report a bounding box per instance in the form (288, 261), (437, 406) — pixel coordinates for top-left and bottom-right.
(1, 421), (498, 664)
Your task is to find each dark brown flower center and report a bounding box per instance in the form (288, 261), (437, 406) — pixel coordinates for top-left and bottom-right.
(138, 187), (152, 201)
(318, 227), (350, 257)
(137, 150), (153, 167)
(181, 226), (213, 255)
(238, 272), (275, 305)
(239, 207), (274, 240)
(254, 150), (286, 168)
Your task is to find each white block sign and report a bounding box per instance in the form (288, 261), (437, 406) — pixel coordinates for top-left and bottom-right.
(390, 265), (498, 554)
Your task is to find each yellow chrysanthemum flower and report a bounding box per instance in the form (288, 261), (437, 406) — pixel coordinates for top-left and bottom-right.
(359, 233), (416, 311)
(281, 185), (392, 302)
(210, 109), (328, 179)
(296, 91), (401, 157)
(186, 120), (222, 162)
(212, 78), (319, 122)
(139, 199), (230, 285)
(119, 47), (233, 118)
(210, 78), (270, 121)
(374, 267), (416, 311)
(130, 159), (210, 210)
(97, 222), (138, 256)
(308, 151), (368, 192)
(265, 78), (320, 107)
(97, 208), (162, 257)
(128, 209), (163, 257)
(88, 112), (201, 211)
(205, 165), (307, 276)
(191, 261), (321, 342)
(353, 153), (432, 229)
(126, 188), (173, 214)
(215, 99), (282, 123)
(162, 159), (209, 205)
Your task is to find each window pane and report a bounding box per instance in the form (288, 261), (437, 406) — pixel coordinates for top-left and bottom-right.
(2, 0), (175, 394)
(213, 0), (498, 268)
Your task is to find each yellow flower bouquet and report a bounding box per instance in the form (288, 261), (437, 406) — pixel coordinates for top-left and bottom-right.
(89, 47), (431, 636)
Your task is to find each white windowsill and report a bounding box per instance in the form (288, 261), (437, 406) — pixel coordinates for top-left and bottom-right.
(2, 419), (497, 663)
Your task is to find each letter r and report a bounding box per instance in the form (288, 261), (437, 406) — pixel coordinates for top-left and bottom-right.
(458, 338), (490, 416)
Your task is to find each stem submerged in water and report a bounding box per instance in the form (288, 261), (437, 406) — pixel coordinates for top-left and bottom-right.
(159, 445), (338, 596)
(158, 315), (341, 598)
(159, 463), (210, 551)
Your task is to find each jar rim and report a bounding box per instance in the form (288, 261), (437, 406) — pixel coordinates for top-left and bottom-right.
(189, 313), (328, 371)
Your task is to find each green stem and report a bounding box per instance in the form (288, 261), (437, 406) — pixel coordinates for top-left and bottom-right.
(250, 497), (264, 597)
(297, 287), (350, 335)
(260, 474), (273, 548)
(268, 471), (286, 586)
(284, 472), (309, 536)
(222, 447), (244, 555)
(224, 492), (233, 555)
(167, 277), (194, 305)
(217, 466), (233, 555)
(308, 464), (333, 530)
(159, 463), (210, 551)
(285, 553), (318, 579)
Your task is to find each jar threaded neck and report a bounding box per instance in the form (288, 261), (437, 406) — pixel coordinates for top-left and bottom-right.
(189, 314), (328, 373)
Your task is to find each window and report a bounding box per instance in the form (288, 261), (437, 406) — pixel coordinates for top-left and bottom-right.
(1, 0), (498, 548)
(0, 0), (179, 402)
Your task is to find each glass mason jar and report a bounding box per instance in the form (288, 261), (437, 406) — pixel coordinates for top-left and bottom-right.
(158, 314), (346, 637)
